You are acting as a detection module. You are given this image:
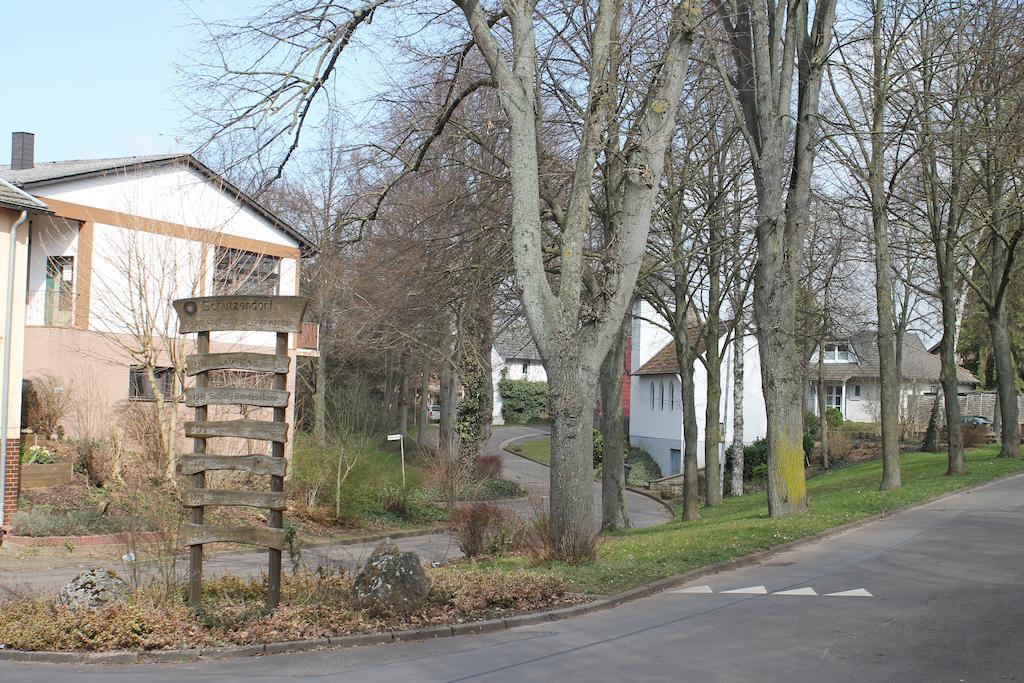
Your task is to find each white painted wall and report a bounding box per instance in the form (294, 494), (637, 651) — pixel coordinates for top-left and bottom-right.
(627, 300), (767, 476)
(491, 347), (548, 425)
(35, 165), (301, 350)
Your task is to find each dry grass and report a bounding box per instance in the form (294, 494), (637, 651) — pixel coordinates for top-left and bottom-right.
(0, 568), (582, 652)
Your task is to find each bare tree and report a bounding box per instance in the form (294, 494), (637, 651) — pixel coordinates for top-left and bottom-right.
(712, 0), (839, 515)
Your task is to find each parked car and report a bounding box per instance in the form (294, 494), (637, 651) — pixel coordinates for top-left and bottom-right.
(427, 405), (442, 422)
(961, 415), (992, 427)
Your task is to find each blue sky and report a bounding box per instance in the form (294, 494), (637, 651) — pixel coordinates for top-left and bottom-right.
(0, 1), (383, 166)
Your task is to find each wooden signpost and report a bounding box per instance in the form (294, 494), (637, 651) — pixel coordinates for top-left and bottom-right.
(173, 294), (308, 609)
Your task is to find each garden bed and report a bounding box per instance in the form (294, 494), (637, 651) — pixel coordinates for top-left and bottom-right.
(0, 569), (584, 652)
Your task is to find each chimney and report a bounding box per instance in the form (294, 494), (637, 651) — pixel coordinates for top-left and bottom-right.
(11, 132), (34, 170)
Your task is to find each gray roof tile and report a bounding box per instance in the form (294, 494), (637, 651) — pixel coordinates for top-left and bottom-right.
(0, 155), (180, 186)
(494, 325), (542, 361)
(0, 177), (50, 213)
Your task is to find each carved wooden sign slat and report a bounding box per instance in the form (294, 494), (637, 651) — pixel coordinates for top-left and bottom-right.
(173, 295), (308, 334)
(185, 352), (290, 376)
(181, 523), (286, 550)
(178, 454), (286, 477)
(185, 419), (288, 442)
(183, 488), (286, 510)
(184, 387), (290, 408)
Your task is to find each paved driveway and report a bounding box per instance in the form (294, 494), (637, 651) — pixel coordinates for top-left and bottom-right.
(2, 472), (1022, 681)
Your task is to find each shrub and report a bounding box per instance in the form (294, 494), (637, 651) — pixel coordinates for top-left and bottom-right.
(498, 378), (549, 423)
(626, 462), (654, 487)
(626, 447), (662, 479)
(450, 503), (523, 558)
(825, 407), (844, 427)
(591, 429), (604, 468)
(10, 506), (131, 537)
(742, 438), (769, 481)
(962, 423), (988, 448)
(21, 445), (54, 465)
(803, 431), (816, 461)
(829, 431), (854, 461)
(478, 478), (524, 499)
(376, 482), (412, 517)
(475, 454), (503, 480)
(22, 373), (72, 437)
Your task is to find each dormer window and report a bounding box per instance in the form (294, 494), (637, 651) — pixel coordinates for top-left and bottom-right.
(824, 343), (852, 363)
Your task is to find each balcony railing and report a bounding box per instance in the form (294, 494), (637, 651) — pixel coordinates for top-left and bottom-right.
(26, 289), (76, 327)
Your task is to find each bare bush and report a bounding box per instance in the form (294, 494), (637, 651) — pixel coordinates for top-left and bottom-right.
(474, 455), (502, 481)
(22, 373), (72, 437)
(450, 503), (523, 558)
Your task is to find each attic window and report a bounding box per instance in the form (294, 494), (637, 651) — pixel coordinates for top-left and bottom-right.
(213, 247), (280, 296)
(824, 343), (852, 363)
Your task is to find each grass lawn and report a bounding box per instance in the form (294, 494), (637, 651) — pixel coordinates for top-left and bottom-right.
(507, 438), (551, 466)
(466, 444), (1024, 595)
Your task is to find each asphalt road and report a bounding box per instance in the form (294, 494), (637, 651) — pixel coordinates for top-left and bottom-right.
(3, 470), (1023, 681)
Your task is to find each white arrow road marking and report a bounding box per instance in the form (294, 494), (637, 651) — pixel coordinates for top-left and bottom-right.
(670, 585), (714, 594)
(772, 587), (818, 596)
(721, 586), (768, 594)
(824, 588), (873, 597)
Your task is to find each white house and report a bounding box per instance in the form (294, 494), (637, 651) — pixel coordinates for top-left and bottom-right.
(628, 295), (982, 477)
(490, 325), (547, 425)
(628, 299), (766, 476)
(0, 133), (317, 513)
(807, 330), (979, 426)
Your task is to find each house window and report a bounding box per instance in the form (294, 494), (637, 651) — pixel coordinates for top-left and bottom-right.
(44, 255), (75, 327)
(852, 384), (862, 399)
(129, 366), (179, 401)
(521, 361), (529, 376)
(659, 381), (666, 410)
(824, 343), (852, 363)
(825, 384), (844, 410)
(670, 382), (676, 410)
(650, 382), (655, 410)
(212, 247), (280, 295)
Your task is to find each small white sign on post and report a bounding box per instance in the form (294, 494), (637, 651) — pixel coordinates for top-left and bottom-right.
(387, 434), (406, 485)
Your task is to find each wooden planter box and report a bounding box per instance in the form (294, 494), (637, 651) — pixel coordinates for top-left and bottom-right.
(20, 463), (74, 489)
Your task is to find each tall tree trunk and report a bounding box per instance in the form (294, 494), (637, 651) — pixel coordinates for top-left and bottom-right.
(704, 224), (723, 505)
(938, 281), (965, 474)
(817, 345), (829, 470)
(730, 322), (745, 496)
(754, 211), (809, 515)
(438, 362), (460, 461)
(415, 358), (430, 439)
(600, 313), (630, 531)
(397, 351), (410, 438)
(312, 354), (328, 448)
(676, 342), (701, 522)
(869, 0), (901, 490)
(922, 395), (941, 452)
(547, 356), (598, 559)
(988, 303), (1020, 458)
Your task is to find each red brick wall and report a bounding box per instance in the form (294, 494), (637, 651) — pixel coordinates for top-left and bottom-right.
(3, 438), (19, 523)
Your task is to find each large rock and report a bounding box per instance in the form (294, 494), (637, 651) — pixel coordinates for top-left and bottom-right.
(55, 569), (128, 610)
(353, 539), (430, 614)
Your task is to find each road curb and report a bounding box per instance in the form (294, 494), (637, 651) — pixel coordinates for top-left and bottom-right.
(4, 470), (1020, 666)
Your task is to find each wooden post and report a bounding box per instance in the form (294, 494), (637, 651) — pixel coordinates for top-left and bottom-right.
(189, 330), (209, 609)
(174, 295), (306, 611)
(267, 331), (288, 608)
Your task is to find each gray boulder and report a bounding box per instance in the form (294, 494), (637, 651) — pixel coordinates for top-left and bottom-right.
(353, 539), (430, 614)
(55, 569), (128, 609)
